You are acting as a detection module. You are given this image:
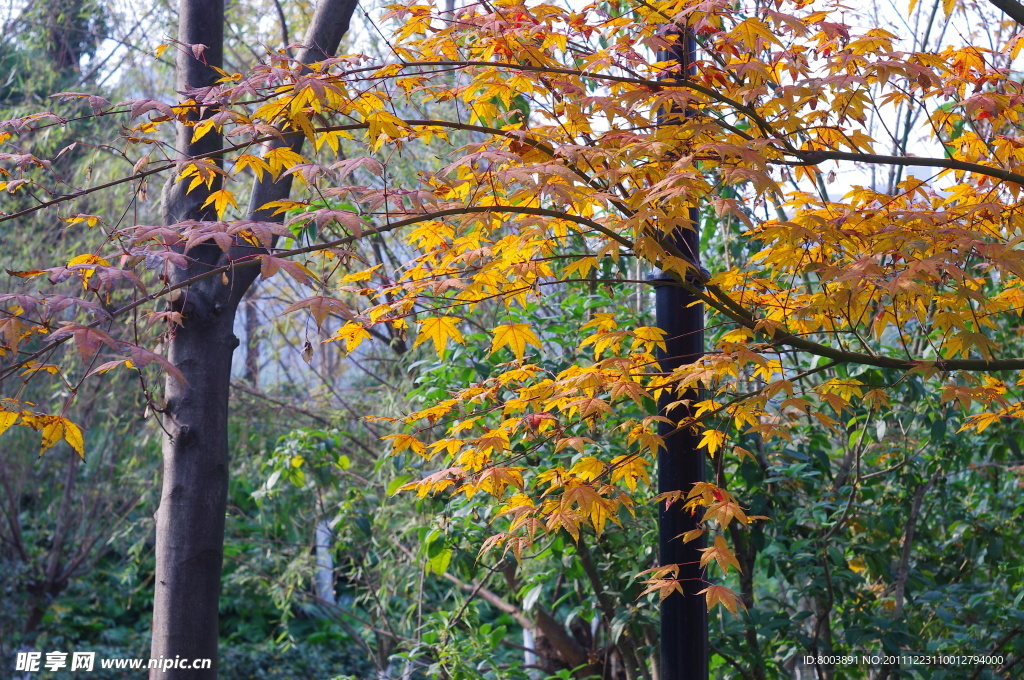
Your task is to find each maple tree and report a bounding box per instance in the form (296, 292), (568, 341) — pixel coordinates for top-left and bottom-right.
(4, 0), (1024, 675)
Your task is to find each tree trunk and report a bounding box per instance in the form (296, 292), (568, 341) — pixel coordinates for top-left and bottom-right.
(315, 520), (336, 608)
(151, 2), (228, 675)
(151, 0), (358, 676)
(151, 304), (236, 678)
(243, 286), (261, 385)
(654, 27), (708, 680)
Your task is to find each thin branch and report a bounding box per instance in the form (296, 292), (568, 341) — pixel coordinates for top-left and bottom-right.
(440, 571), (535, 632)
(892, 473), (938, 618)
(229, 380), (332, 425)
(272, 0), (291, 51)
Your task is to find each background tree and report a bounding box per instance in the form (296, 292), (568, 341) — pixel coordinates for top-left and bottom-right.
(151, 0), (357, 675)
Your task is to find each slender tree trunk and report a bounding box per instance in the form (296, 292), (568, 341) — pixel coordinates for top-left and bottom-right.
(654, 28), (707, 680)
(243, 286), (261, 385)
(151, 306), (236, 678)
(151, 1), (358, 676)
(315, 520), (336, 607)
(151, 3), (228, 676)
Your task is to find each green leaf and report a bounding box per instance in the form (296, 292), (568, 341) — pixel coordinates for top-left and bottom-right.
(387, 474), (413, 496)
(265, 468), (282, 490)
(425, 546), (452, 575)
(522, 583), (543, 612)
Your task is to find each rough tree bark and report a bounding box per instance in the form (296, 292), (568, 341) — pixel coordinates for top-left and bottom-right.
(151, 2), (228, 674)
(151, 1), (358, 677)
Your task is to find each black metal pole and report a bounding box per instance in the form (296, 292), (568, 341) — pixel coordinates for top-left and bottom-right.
(651, 27), (708, 680)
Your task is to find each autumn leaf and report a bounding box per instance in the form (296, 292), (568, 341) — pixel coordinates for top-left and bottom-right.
(177, 159), (222, 192)
(545, 507), (582, 542)
(490, 323), (542, 360)
(62, 214), (101, 228)
(610, 455), (650, 492)
(259, 255), (312, 285)
(365, 110), (409, 145)
(233, 154), (272, 181)
(569, 456), (606, 481)
(264, 146), (306, 178)
(697, 429), (725, 457)
(282, 296), (355, 330)
(85, 360), (130, 378)
(637, 565), (684, 600)
(631, 326), (667, 352)
(52, 324), (119, 360)
(704, 499), (749, 528)
(123, 346), (187, 386)
(36, 416), (85, 459)
(67, 253), (111, 288)
(523, 411), (559, 434)
(0, 410), (18, 437)
(21, 362), (60, 377)
(698, 584), (746, 616)
(5, 269), (48, 279)
(413, 316), (465, 357)
(698, 535), (743, 574)
(200, 188), (239, 219)
(128, 98), (174, 120)
(190, 117), (218, 144)
(327, 322), (371, 353)
(384, 433), (427, 457)
(729, 17), (781, 49)
(679, 529), (704, 544)
(63, 420), (85, 458)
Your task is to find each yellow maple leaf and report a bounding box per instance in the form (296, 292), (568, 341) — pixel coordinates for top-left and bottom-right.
(729, 18), (781, 50)
(698, 584), (746, 616)
(264, 146), (306, 178)
(637, 565), (684, 600)
(413, 316), (465, 358)
(365, 111), (408, 148)
(589, 497), (617, 536)
(62, 214), (100, 228)
(327, 322), (371, 353)
(631, 326), (667, 352)
(190, 117), (218, 144)
(610, 455), (650, 492)
(705, 500), (749, 528)
(383, 433), (427, 457)
(490, 323), (542, 360)
(201, 189), (239, 219)
(561, 256), (597, 279)
(63, 420), (85, 458)
(67, 253), (110, 267)
(699, 535), (742, 574)
(697, 429), (726, 456)
(233, 154), (272, 181)
(569, 456), (606, 482)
